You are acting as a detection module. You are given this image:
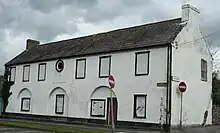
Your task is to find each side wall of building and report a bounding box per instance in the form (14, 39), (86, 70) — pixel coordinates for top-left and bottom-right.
(171, 21), (213, 126)
(6, 47), (168, 124)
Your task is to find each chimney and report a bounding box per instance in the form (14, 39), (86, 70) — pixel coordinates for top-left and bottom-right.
(181, 4), (200, 27)
(26, 39), (40, 50)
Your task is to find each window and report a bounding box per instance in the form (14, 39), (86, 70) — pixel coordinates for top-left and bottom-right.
(90, 99), (106, 117)
(99, 56), (111, 78)
(135, 51), (150, 76)
(55, 94), (64, 114)
(133, 94), (147, 118)
(75, 58), (86, 79)
(21, 98), (30, 112)
(38, 63), (46, 81)
(56, 60), (64, 72)
(10, 67), (16, 82)
(23, 65), (30, 82)
(201, 59), (207, 81)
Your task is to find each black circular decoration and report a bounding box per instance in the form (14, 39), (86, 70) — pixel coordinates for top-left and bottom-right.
(56, 60), (64, 72)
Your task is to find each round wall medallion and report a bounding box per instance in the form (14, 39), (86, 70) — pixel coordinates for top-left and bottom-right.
(56, 60), (64, 72)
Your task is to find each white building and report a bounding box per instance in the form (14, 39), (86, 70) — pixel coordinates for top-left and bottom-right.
(4, 4), (212, 128)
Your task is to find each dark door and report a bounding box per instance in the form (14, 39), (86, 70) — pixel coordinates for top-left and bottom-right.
(107, 97), (118, 125)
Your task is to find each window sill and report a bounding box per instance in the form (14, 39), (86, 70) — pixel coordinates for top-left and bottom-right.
(99, 75), (109, 78)
(135, 73), (149, 76)
(75, 77), (85, 79)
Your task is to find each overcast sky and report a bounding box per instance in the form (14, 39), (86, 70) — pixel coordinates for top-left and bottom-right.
(0, 0), (219, 75)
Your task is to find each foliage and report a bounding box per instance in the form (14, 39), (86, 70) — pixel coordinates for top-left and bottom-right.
(1, 67), (13, 112)
(0, 121), (110, 133)
(212, 70), (220, 105)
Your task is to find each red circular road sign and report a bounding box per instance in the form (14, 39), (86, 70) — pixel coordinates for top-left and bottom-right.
(179, 82), (187, 93)
(108, 75), (115, 89)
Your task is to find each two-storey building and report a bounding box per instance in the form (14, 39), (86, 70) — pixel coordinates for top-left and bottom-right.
(4, 4), (212, 128)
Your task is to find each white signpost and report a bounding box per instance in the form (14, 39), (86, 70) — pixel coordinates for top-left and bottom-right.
(108, 75), (115, 133)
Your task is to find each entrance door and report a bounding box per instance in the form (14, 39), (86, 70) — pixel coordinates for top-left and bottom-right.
(107, 97), (118, 125)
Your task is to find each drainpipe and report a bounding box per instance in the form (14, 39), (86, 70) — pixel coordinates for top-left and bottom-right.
(169, 44), (173, 129)
(165, 44), (172, 132)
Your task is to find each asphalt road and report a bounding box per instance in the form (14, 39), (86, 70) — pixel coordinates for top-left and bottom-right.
(0, 126), (52, 133)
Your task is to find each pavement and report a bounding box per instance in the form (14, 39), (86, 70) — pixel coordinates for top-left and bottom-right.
(1, 118), (220, 133)
(177, 125), (220, 133)
(2, 126), (220, 133)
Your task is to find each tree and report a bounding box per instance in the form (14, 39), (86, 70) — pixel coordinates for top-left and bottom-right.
(1, 67), (13, 112)
(212, 70), (220, 105)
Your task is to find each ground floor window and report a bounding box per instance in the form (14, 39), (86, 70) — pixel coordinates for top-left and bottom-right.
(133, 94), (147, 118)
(55, 94), (65, 114)
(90, 99), (106, 117)
(21, 98), (30, 112)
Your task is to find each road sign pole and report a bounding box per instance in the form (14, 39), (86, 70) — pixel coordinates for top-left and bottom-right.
(108, 75), (116, 133)
(179, 93), (183, 128)
(110, 89), (115, 133)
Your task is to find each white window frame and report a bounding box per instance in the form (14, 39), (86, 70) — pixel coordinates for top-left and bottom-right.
(135, 51), (150, 76)
(99, 56), (111, 78)
(23, 65), (30, 82)
(10, 67), (16, 82)
(38, 63), (46, 81)
(75, 58), (86, 79)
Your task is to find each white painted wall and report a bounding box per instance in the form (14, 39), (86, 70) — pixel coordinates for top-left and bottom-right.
(171, 4), (212, 126)
(6, 47), (168, 124)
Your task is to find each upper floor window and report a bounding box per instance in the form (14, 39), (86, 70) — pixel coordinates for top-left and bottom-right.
(201, 59), (207, 81)
(10, 67), (16, 82)
(75, 58), (86, 79)
(99, 56), (111, 78)
(23, 65), (30, 82)
(135, 51), (150, 76)
(38, 63), (46, 81)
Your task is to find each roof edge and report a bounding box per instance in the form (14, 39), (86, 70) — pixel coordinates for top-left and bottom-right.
(5, 43), (170, 67)
(39, 17), (182, 47)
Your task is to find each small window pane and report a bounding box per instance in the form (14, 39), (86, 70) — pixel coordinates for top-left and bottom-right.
(23, 65), (30, 82)
(76, 59), (86, 79)
(135, 52), (149, 75)
(201, 59), (207, 81)
(10, 67), (16, 82)
(99, 56), (110, 77)
(38, 64), (46, 81)
(55, 94), (64, 114)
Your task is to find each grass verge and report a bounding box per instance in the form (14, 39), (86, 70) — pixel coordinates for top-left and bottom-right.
(0, 121), (110, 133)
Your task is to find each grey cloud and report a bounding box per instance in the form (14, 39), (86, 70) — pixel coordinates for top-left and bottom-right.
(0, 0), (220, 75)
(27, 0), (98, 13)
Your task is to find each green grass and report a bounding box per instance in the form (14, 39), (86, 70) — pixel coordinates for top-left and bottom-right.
(0, 121), (110, 133)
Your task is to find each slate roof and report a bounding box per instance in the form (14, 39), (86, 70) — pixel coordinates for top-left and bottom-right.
(5, 17), (183, 66)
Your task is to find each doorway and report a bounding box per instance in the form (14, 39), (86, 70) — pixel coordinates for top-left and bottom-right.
(107, 97), (118, 125)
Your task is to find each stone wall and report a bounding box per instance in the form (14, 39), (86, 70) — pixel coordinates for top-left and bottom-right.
(212, 104), (220, 124)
